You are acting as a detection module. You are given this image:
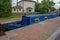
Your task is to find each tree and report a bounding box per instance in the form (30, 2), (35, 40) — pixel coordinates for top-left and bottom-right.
(0, 0), (12, 18)
(59, 7), (60, 10)
(40, 0), (55, 13)
(35, 2), (40, 12)
(35, 0), (55, 14)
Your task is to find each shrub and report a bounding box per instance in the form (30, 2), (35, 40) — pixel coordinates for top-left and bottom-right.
(0, 0), (12, 18)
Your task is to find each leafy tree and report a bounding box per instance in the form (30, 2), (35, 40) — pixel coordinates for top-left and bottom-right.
(59, 7), (60, 10)
(35, 0), (55, 14)
(35, 2), (40, 12)
(40, 0), (55, 13)
(0, 0), (12, 18)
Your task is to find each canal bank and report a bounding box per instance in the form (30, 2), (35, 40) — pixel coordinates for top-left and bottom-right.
(0, 17), (60, 40)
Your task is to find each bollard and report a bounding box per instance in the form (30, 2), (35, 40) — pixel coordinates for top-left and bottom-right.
(0, 24), (5, 36)
(59, 14), (60, 16)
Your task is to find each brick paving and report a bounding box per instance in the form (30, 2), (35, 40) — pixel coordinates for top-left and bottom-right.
(5, 17), (60, 40)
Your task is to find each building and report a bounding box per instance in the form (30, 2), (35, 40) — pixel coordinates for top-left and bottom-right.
(51, 10), (60, 13)
(12, 0), (35, 13)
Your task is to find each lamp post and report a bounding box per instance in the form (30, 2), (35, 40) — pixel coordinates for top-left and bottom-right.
(17, 0), (18, 13)
(22, 0), (26, 16)
(37, 0), (38, 3)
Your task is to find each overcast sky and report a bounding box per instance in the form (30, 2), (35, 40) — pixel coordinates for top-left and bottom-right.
(12, 0), (60, 9)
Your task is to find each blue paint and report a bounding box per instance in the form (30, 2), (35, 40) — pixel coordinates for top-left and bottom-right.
(59, 14), (60, 16)
(51, 14), (59, 18)
(21, 15), (45, 25)
(5, 13), (60, 30)
(5, 24), (23, 29)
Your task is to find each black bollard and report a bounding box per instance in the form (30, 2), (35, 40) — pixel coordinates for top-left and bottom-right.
(0, 24), (5, 36)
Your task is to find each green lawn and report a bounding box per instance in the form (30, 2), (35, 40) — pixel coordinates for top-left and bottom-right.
(0, 13), (40, 19)
(0, 14), (23, 19)
(8, 14), (22, 18)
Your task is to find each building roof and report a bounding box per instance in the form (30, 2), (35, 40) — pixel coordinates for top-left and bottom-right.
(13, 6), (22, 9)
(21, 0), (32, 1)
(18, 0), (35, 3)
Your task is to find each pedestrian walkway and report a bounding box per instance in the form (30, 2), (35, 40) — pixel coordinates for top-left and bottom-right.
(0, 18), (21, 24)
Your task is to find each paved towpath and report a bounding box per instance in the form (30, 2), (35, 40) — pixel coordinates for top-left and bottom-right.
(0, 17), (60, 40)
(0, 18), (21, 24)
